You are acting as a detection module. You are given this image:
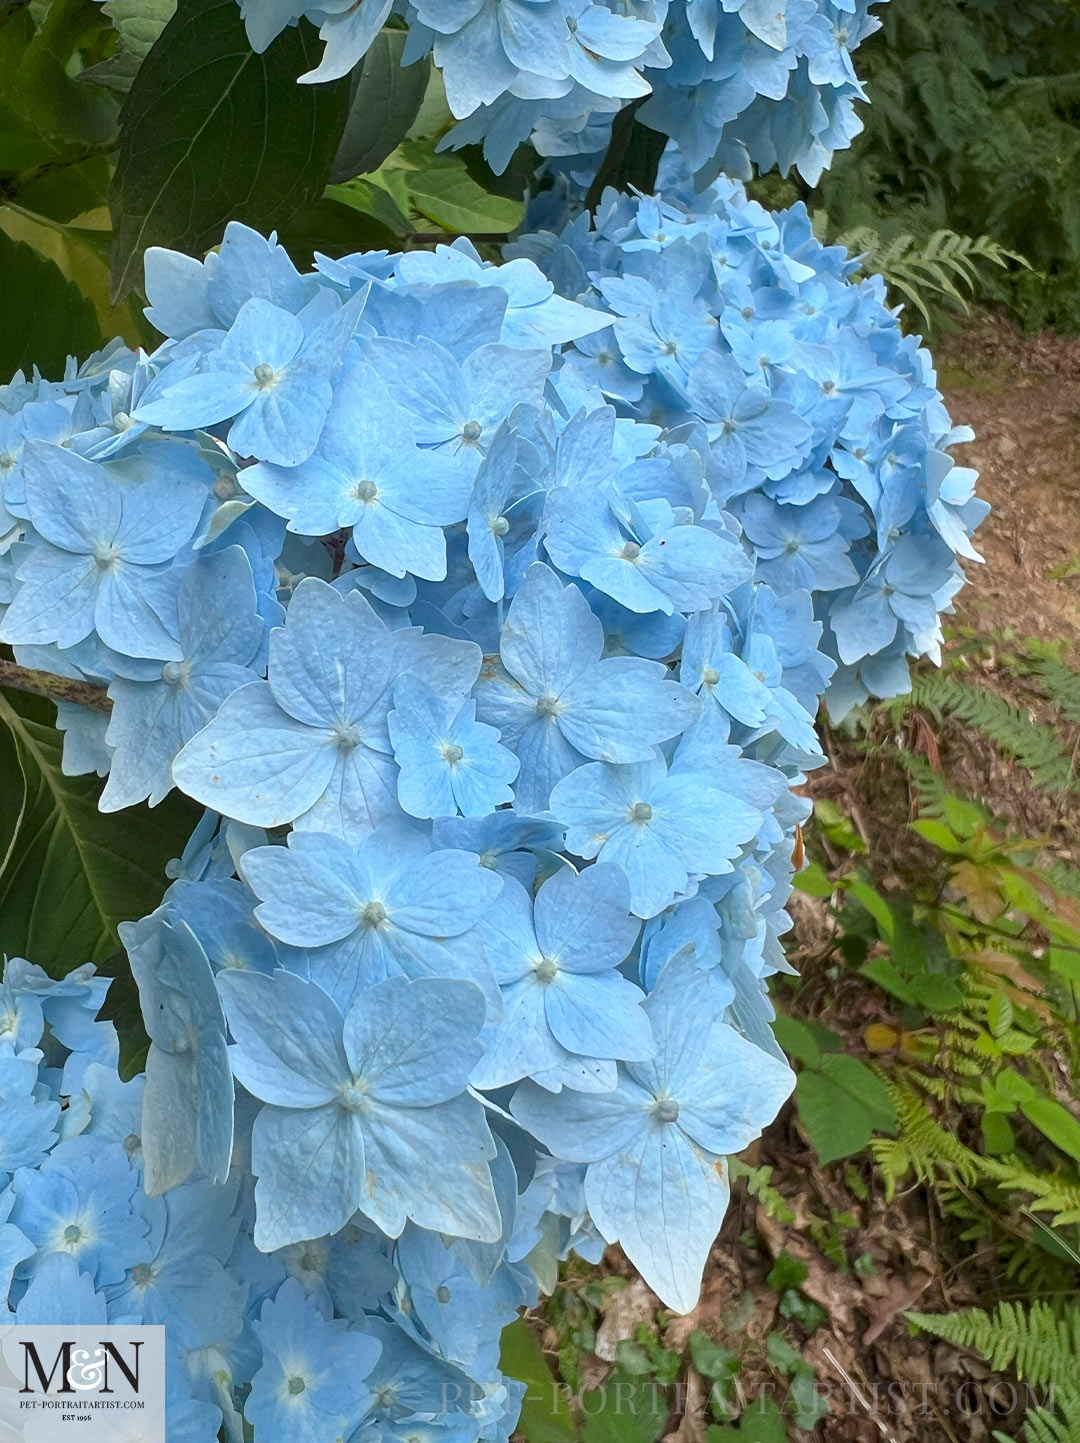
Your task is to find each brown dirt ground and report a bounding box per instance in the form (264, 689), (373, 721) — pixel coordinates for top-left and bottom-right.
(531, 318), (1080, 1443)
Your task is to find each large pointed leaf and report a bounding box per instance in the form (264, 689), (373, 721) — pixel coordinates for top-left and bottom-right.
(0, 687), (199, 973)
(329, 31), (430, 183)
(109, 0), (350, 300)
(0, 230), (101, 383)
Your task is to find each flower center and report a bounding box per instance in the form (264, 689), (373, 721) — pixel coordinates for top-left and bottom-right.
(535, 692), (562, 718)
(288, 1376), (306, 1396)
(338, 1079), (370, 1113)
(333, 724), (362, 752)
(92, 540), (121, 570)
(702, 666), (720, 687)
(131, 1263), (155, 1287)
(63, 1224), (82, 1244)
(619, 541), (642, 563)
(123, 1132), (141, 1157)
(655, 1098), (680, 1123)
(630, 801), (653, 824)
(534, 956), (559, 984)
(441, 743), (465, 766)
(213, 473), (240, 501)
(436, 1285), (452, 1304)
(161, 660), (191, 687)
(353, 480), (378, 504)
(462, 420), (483, 443)
(253, 363), (278, 389)
(361, 900), (388, 928)
(490, 515), (510, 537)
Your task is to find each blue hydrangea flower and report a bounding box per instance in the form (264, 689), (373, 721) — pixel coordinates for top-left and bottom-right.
(549, 751), (767, 917)
(218, 970), (501, 1248)
(122, 909), (234, 1195)
(101, 546), (264, 810)
(11, 1137), (150, 1287)
(135, 293), (365, 466)
(239, 825), (503, 1011)
(246, 1277), (380, 1442)
(172, 580), (418, 838)
(0, 442), (204, 659)
(0, 1052), (59, 1179)
(105, 1179), (245, 1350)
(390, 675), (519, 819)
(474, 563), (701, 810)
(365, 337), (550, 463)
(544, 483), (754, 615)
(473, 863), (651, 1092)
(0, 150), (984, 1353)
(511, 956), (793, 1309)
(16, 1253), (107, 1325)
(243, 363), (473, 579)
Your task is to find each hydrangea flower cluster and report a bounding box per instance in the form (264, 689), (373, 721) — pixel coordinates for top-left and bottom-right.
(515, 162), (986, 713)
(240, 0), (883, 184)
(0, 953), (545, 1441)
(0, 189), (979, 1431)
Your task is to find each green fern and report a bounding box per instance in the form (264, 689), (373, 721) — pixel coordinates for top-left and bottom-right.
(871, 1080), (983, 1194)
(803, 0), (1080, 329)
(981, 1158), (1080, 1230)
(908, 1301), (1080, 1387)
(1016, 648), (1080, 728)
(906, 675), (1078, 793)
(911, 1304), (1080, 1443)
(1018, 1398), (1080, 1443)
(832, 224), (1029, 325)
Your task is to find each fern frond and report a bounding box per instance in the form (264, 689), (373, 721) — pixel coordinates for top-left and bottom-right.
(907, 677), (1077, 793)
(981, 1158), (1080, 1228)
(1018, 1395), (1080, 1443)
(870, 1080), (983, 1194)
(1017, 650), (1080, 727)
(908, 1302), (1080, 1389)
(831, 224), (1029, 325)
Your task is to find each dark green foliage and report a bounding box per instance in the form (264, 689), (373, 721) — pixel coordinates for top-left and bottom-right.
(585, 99), (667, 211)
(812, 0), (1080, 330)
(109, 0), (351, 299)
(0, 685), (199, 973)
(328, 31), (431, 183)
(0, 228), (100, 376)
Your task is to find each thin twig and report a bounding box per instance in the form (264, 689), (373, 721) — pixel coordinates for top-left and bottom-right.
(820, 1346), (900, 1443)
(0, 659), (112, 713)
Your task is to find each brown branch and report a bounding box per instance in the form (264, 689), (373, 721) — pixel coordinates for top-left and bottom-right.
(0, 140), (117, 202)
(0, 659), (112, 713)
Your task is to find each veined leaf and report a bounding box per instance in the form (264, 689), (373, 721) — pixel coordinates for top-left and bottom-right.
(0, 204), (147, 349)
(0, 687), (199, 973)
(110, 0), (350, 300)
(329, 30), (430, 183)
(81, 0), (178, 94)
(0, 229), (100, 381)
(396, 140), (522, 235)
